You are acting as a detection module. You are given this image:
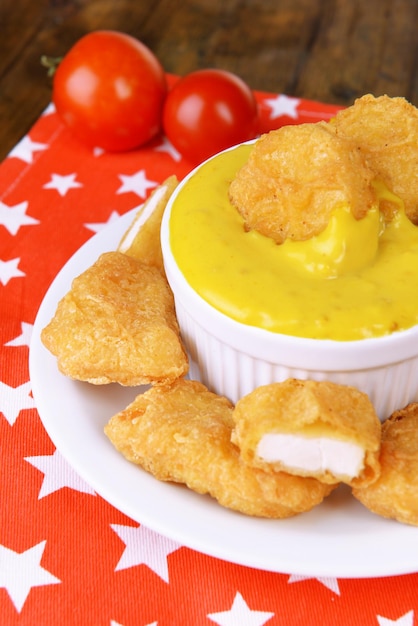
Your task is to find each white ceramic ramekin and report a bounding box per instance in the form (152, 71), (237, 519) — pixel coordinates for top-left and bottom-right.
(161, 145), (418, 421)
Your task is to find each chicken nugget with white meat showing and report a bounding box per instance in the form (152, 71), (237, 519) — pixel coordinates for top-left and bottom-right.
(232, 379), (381, 487)
(105, 379), (334, 518)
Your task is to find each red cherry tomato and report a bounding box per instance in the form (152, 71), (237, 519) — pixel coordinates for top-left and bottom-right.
(52, 31), (167, 151)
(162, 69), (260, 163)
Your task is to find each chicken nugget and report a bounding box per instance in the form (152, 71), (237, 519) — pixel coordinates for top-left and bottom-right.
(333, 94), (418, 223)
(105, 379), (334, 518)
(232, 379), (381, 487)
(229, 122), (376, 243)
(41, 251), (188, 385)
(353, 403), (418, 525)
(117, 175), (178, 272)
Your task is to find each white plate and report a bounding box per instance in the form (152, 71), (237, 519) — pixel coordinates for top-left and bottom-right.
(30, 209), (418, 579)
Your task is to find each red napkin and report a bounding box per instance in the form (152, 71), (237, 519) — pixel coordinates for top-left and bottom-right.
(1, 87), (417, 626)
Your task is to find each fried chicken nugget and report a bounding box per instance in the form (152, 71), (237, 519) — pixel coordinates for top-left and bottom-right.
(333, 94), (418, 223)
(229, 122), (376, 243)
(104, 379), (334, 518)
(117, 175), (178, 272)
(353, 403), (418, 525)
(232, 379), (381, 487)
(41, 251), (188, 385)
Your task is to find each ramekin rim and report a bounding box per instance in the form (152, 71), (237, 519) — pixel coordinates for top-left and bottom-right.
(160, 142), (418, 372)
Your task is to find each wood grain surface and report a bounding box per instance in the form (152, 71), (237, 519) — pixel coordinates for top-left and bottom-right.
(1, 0), (418, 161)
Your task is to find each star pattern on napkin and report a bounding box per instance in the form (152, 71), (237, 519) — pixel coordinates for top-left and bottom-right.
(263, 93), (300, 119)
(0, 381), (36, 426)
(4, 322), (33, 348)
(25, 449), (96, 498)
(0, 541), (60, 612)
(110, 523), (182, 583)
(154, 136), (182, 161)
(8, 135), (48, 163)
(41, 103), (55, 116)
(0, 201), (40, 236)
(0, 257), (25, 286)
(288, 574), (340, 595)
(377, 611), (414, 626)
(207, 592), (274, 626)
(43, 172), (83, 196)
(84, 210), (122, 234)
(117, 170), (158, 197)
(1, 93), (416, 625)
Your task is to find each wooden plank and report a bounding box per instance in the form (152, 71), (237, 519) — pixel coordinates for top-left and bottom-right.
(143, 0), (322, 91)
(296, 0), (418, 104)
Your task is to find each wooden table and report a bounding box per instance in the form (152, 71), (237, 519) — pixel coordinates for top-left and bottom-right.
(1, 0), (418, 162)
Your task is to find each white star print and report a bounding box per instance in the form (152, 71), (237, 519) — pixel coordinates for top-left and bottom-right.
(154, 137), (182, 162)
(110, 523), (182, 583)
(8, 135), (48, 164)
(0, 381), (36, 426)
(25, 449), (96, 498)
(288, 574), (340, 595)
(207, 592), (274, 626)
(377, 611), (414, 626)
(0, 257), (25, 286)
(93, 146), (105, 157)
(117, 170), (158, 198)
(0, 200), (39, 236)
(4, 321), (33, 348)
(84, 210), (121, 234)
(41, 103), (55, 116)
(43, 173), (83, 196)
(0, 541), (60, 612)
(263, 94), (300, 120)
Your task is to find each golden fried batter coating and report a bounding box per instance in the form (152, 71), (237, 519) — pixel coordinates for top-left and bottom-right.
(41, 251), (188, 385)
(333, 94), (418, 223)
(229, 122), (377, 243)
(353, 403), (418, 525)
(117, 175), (178, 272)
(105, 379), (334, 518)
(232, 379), (381, 487)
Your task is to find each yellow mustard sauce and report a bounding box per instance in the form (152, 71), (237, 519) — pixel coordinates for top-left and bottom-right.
(169, 144), (418, 340)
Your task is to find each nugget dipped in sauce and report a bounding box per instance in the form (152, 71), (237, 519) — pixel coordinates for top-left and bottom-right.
(229, 121), (377, 244)
(333, 94), (418, 224)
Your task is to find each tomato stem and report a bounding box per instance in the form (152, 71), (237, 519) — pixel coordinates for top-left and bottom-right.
(41, 55), (63, 77)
